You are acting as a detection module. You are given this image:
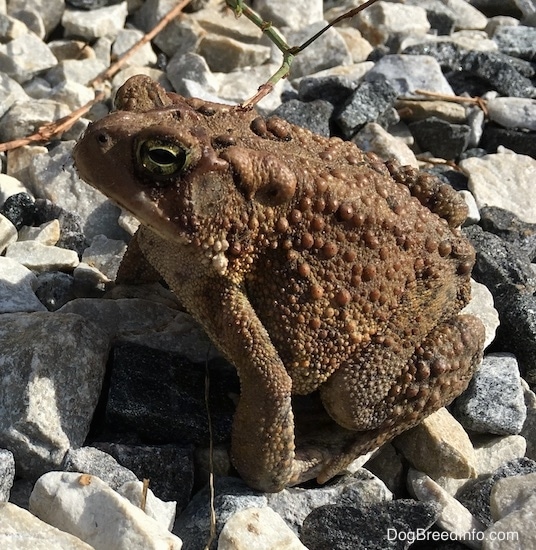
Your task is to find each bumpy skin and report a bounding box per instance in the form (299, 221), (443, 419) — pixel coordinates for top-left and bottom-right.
(73, 75), (485, 492)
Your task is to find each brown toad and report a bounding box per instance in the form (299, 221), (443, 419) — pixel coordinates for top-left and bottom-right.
(73, 75), (485, 492)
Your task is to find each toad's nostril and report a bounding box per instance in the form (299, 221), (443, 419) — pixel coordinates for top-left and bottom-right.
(97, 132), (109, 144)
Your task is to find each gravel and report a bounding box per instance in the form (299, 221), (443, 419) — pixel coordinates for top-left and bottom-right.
(0, 0), (536, 548)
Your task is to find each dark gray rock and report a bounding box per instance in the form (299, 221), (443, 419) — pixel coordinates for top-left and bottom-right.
(460, 51), (536, 98)
(300, 500), (439, 550)
(335, 76), (397, 138)
(298, 75), (356, 105)
(62, 447), (137, 491)
(105, 341), (237, 446)
(35, 271), (76, 311)
(0, 193), (36, 230)
(0, 449), (15, 502)
(480, 124), (536, 159)
(66, 0), (123, 9)
(479, 206), (536, 261)
(453, 353), (527, 435)
(408, 117), (471, 159)
(271, 99), (334, 137)
(493, 293), (536, 388)
(493, 25), (536, 61)
(402, 41), (466, 70)
(34, 199), (88, 257)
(457, 458), (536, 526)
(463, 225), (536, 297)
(94, 442), (194, 511)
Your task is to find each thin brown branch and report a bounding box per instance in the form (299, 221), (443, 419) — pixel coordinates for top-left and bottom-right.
(413, 89), (489, 116)
(0, 0), (191, 153)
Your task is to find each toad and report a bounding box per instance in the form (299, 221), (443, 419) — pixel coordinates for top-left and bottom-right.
(73, 75), (485, 492)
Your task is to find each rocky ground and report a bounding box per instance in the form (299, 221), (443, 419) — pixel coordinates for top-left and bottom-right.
(0, 0), (536, 548)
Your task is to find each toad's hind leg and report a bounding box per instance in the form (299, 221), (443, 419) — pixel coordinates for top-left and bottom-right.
(317, 314), (485, 483)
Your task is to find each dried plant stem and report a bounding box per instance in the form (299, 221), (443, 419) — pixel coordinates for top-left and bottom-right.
(413, 89), (489, 116)
(0, 0), (191, 153)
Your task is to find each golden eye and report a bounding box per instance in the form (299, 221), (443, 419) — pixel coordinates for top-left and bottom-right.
(137, 138), (190, 177)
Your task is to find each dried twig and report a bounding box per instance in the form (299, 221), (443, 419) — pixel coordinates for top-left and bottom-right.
(0, 0), (191, 153)
(413, 89), (489, 116)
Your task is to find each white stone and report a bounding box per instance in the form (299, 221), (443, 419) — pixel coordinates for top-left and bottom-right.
(460, 190), (481, 225)
(62, 2), (128, 40)
(218, 507), (307, 550)
(0, 174), (30, 204)
(483, 494), (536, 549)
(0, 256), (47, 313)
(353, 122), (419, 168)
(0, 72), (28, 119)
(460, 152), (536, 223)
(491, 472), (536, 520)
(441, 0), (489, 30)
(0, 502), (93, 549)
(117, 480), (176, 532)
(5, 145), (47, 188)
(408, 470), (485, 550)
(357, 2), (430, 45)
(462, 280), (499, 350)
(0, 213), (17, 253)
(336, 27), (374, 64)
(30, 472), (183, 549)
(18, 219), (61, 246)
(473, 435), (527, 476)
(487, 98), (536, 131)
(5, 241), (79, 272)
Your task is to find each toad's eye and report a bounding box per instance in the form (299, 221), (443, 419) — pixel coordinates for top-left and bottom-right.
(137, 138), (190, 178)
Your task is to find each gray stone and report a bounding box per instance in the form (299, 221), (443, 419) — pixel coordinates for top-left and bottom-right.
(454, 353), (526, 435)
(336, 76), (397, 138)
(0, 32), (57, 83)
(0, 449), (15, 502)
(81, 234), (127, 281)
(409, 116), (471, 159)
(29, 141), (127, 241)
(0, 257), (47, 313)
(267, 469), (392, 535)
(366, 54), (454, 97)
(0, 99), (70, 142)
(62, 447), (137, 490)
(271, 99), (333, 137)
(0, 214), (17, 254)
(49, 81), (95, 111)
(45, 57), (107, 86)
(111, 28), (157, 68)
(0, 501), (94, 549)
(62, 2), (128, 40)
(7, 0), (64, 36)
(0, 13), (28, 42)
(255, 0), (323, 29)
(521, 381), (536, 461)
(286, 22), (351, 79)
(166, 52), (218, 97)
(493, 24), (536, 61)
(198, 33), (271, 73)
(0, 311), (109, 477)
(0, 73), (27, 119)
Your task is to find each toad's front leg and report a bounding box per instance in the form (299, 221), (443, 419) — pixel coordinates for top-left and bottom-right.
(188, 283), (299, 492)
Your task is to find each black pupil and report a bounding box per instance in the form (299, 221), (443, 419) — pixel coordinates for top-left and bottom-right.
(149, 147), (178, 166)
